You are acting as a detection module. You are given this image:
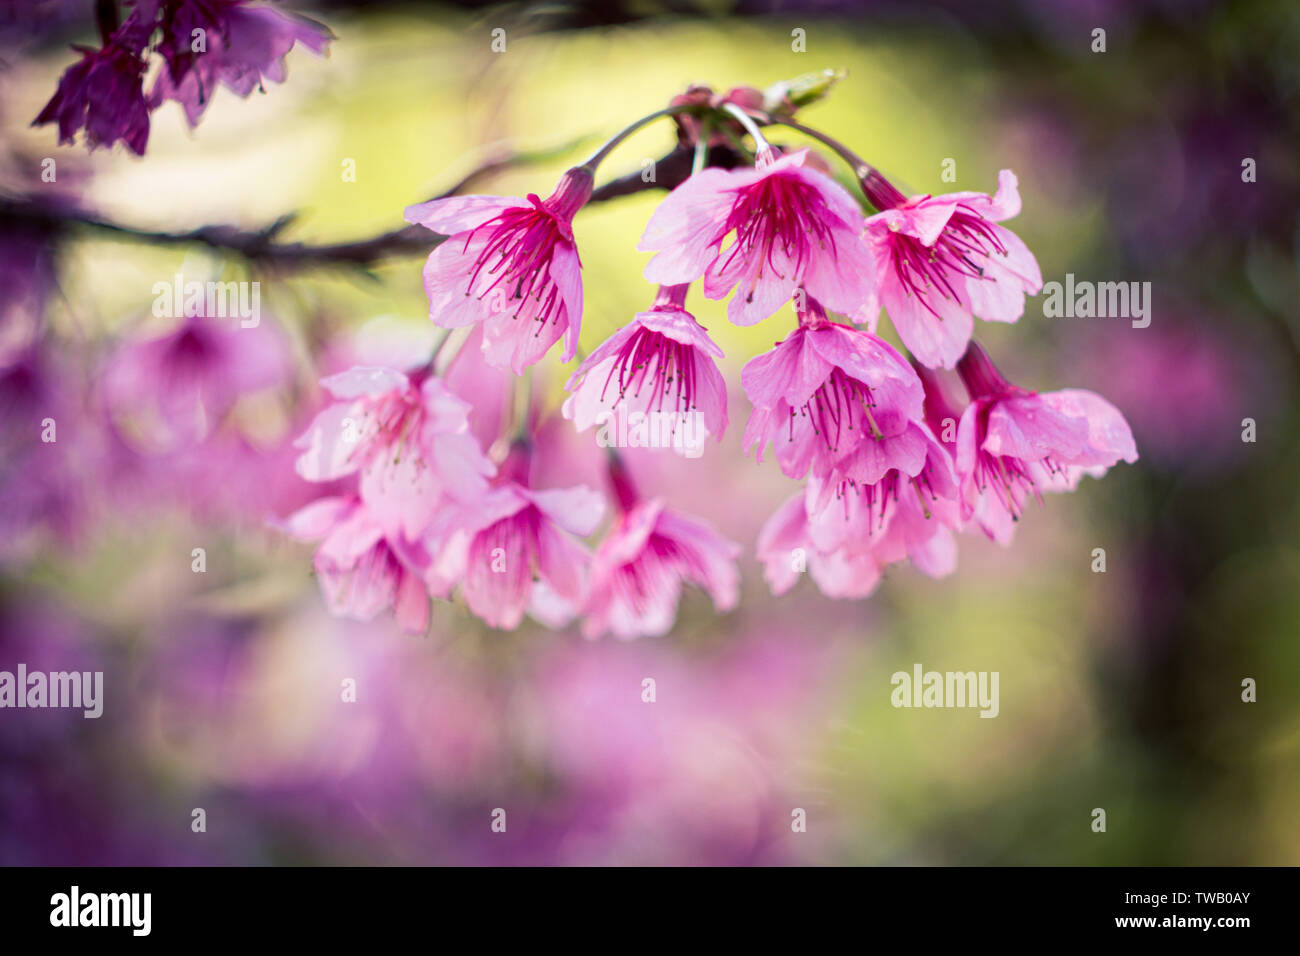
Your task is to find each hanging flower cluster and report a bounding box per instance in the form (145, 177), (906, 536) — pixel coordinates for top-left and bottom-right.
(288, 77), (1137, 636)
(34, 0), (332, 155)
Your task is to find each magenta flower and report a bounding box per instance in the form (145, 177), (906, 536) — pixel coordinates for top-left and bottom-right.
(33, 40), (151, 154)
(282, 494), (433, 634)
(563, 283), (728, 448)
(741, 298), (925, 481)
(955, 342), (1138, 543)
(405, 167), (594, 373)
(148, 0), (333, 127)
(102, 314), (290, 451)
(581, 457), (740, 639)
(861, 169), (1043, 369)
(638, 148), (876, 326)
(423, 445), (606, 630)
(294, 366), (493, 540)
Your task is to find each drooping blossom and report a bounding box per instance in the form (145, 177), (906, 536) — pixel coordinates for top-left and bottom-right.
(581, 455), (740, 639)
(282, 494), (433, 634)
(422, 443), (605, 630)
(405, 167), (594, 373)
(563, 283), (728, 453)
(860, 169), (1043, 369)
(741, 295), (924, 481)
(102, 313), (290, 451)
(955, 342), (1138, 543)
(33, 38), (151, 154)
(294, 365), (494, 540)
(639, 148), (876, 326)
(149, 0), (333, 127)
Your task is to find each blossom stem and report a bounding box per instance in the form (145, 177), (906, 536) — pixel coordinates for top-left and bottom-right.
(721, 102), (771, 156)
(605, 449), (641, 512)
(580, 104), (700, 172)
(96, 0), (119, 45)
(692, 126), (709, 175)
(511, 367), (534, 440)
(763, 116), (874, 180)
(766, 116), (909, 209)
(425, 327), (455, 370)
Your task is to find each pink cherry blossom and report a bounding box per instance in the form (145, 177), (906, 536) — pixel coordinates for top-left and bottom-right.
(282, 494), (433, 634)
(102, 313), (290, 451)
(148, 0), (332, 127)
(563, 283), (728, 449)
(639, 148), (876, 326)
(581, 457), (740, 639)
(294, 365), (493, 540)
(861, 169), (1043, 369)
(741, 298), (925, 481)
(422, 445), (606, 630)
(405, 167), (593, 373)
(955, 342), (1138, 543)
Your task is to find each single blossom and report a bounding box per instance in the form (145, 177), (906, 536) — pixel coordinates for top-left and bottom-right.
(422, 444), (606, 630)
(741, 297), (925, 481)
(148, 0), (333, 127)
(639, 148), (877, 326)
(282, 494), (433, 634)
(405, 167), (594, 373)
(294, 365), (493, 540)
(954, 342), (1138, 543)
(33, 40), (151, 154)
(563, 283), (728, 452)
(861, 169), (1043, 369)
(581, 457), (740, 639)
(102, 313), (290, 451)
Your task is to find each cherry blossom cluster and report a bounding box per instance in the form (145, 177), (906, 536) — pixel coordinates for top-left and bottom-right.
(34, 0), (331, 154)
(287, 80), (1137, 636)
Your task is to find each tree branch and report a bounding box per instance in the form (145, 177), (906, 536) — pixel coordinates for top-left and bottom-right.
(1, 141), (748, 274)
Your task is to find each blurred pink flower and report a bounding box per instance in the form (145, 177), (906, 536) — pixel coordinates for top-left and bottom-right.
(581, 456), (739, 638)
(955, 342), (1137, 543)
(405, 167), (594, 373)
(103, 314), (290, 451)
(294, 365), (493, 540)
(756, 493), (882, 599)
(861, 169), (1042, 369)
(639, 148), (876, 326)
(283, 494), (432, 634)
(423, 444), (606, 630)
(563, 283), (728, 446)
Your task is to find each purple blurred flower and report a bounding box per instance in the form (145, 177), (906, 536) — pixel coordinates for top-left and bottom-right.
(149, 0), (333, 127)
(33, 39), (151, 154)
(102, 313), (290, 452)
